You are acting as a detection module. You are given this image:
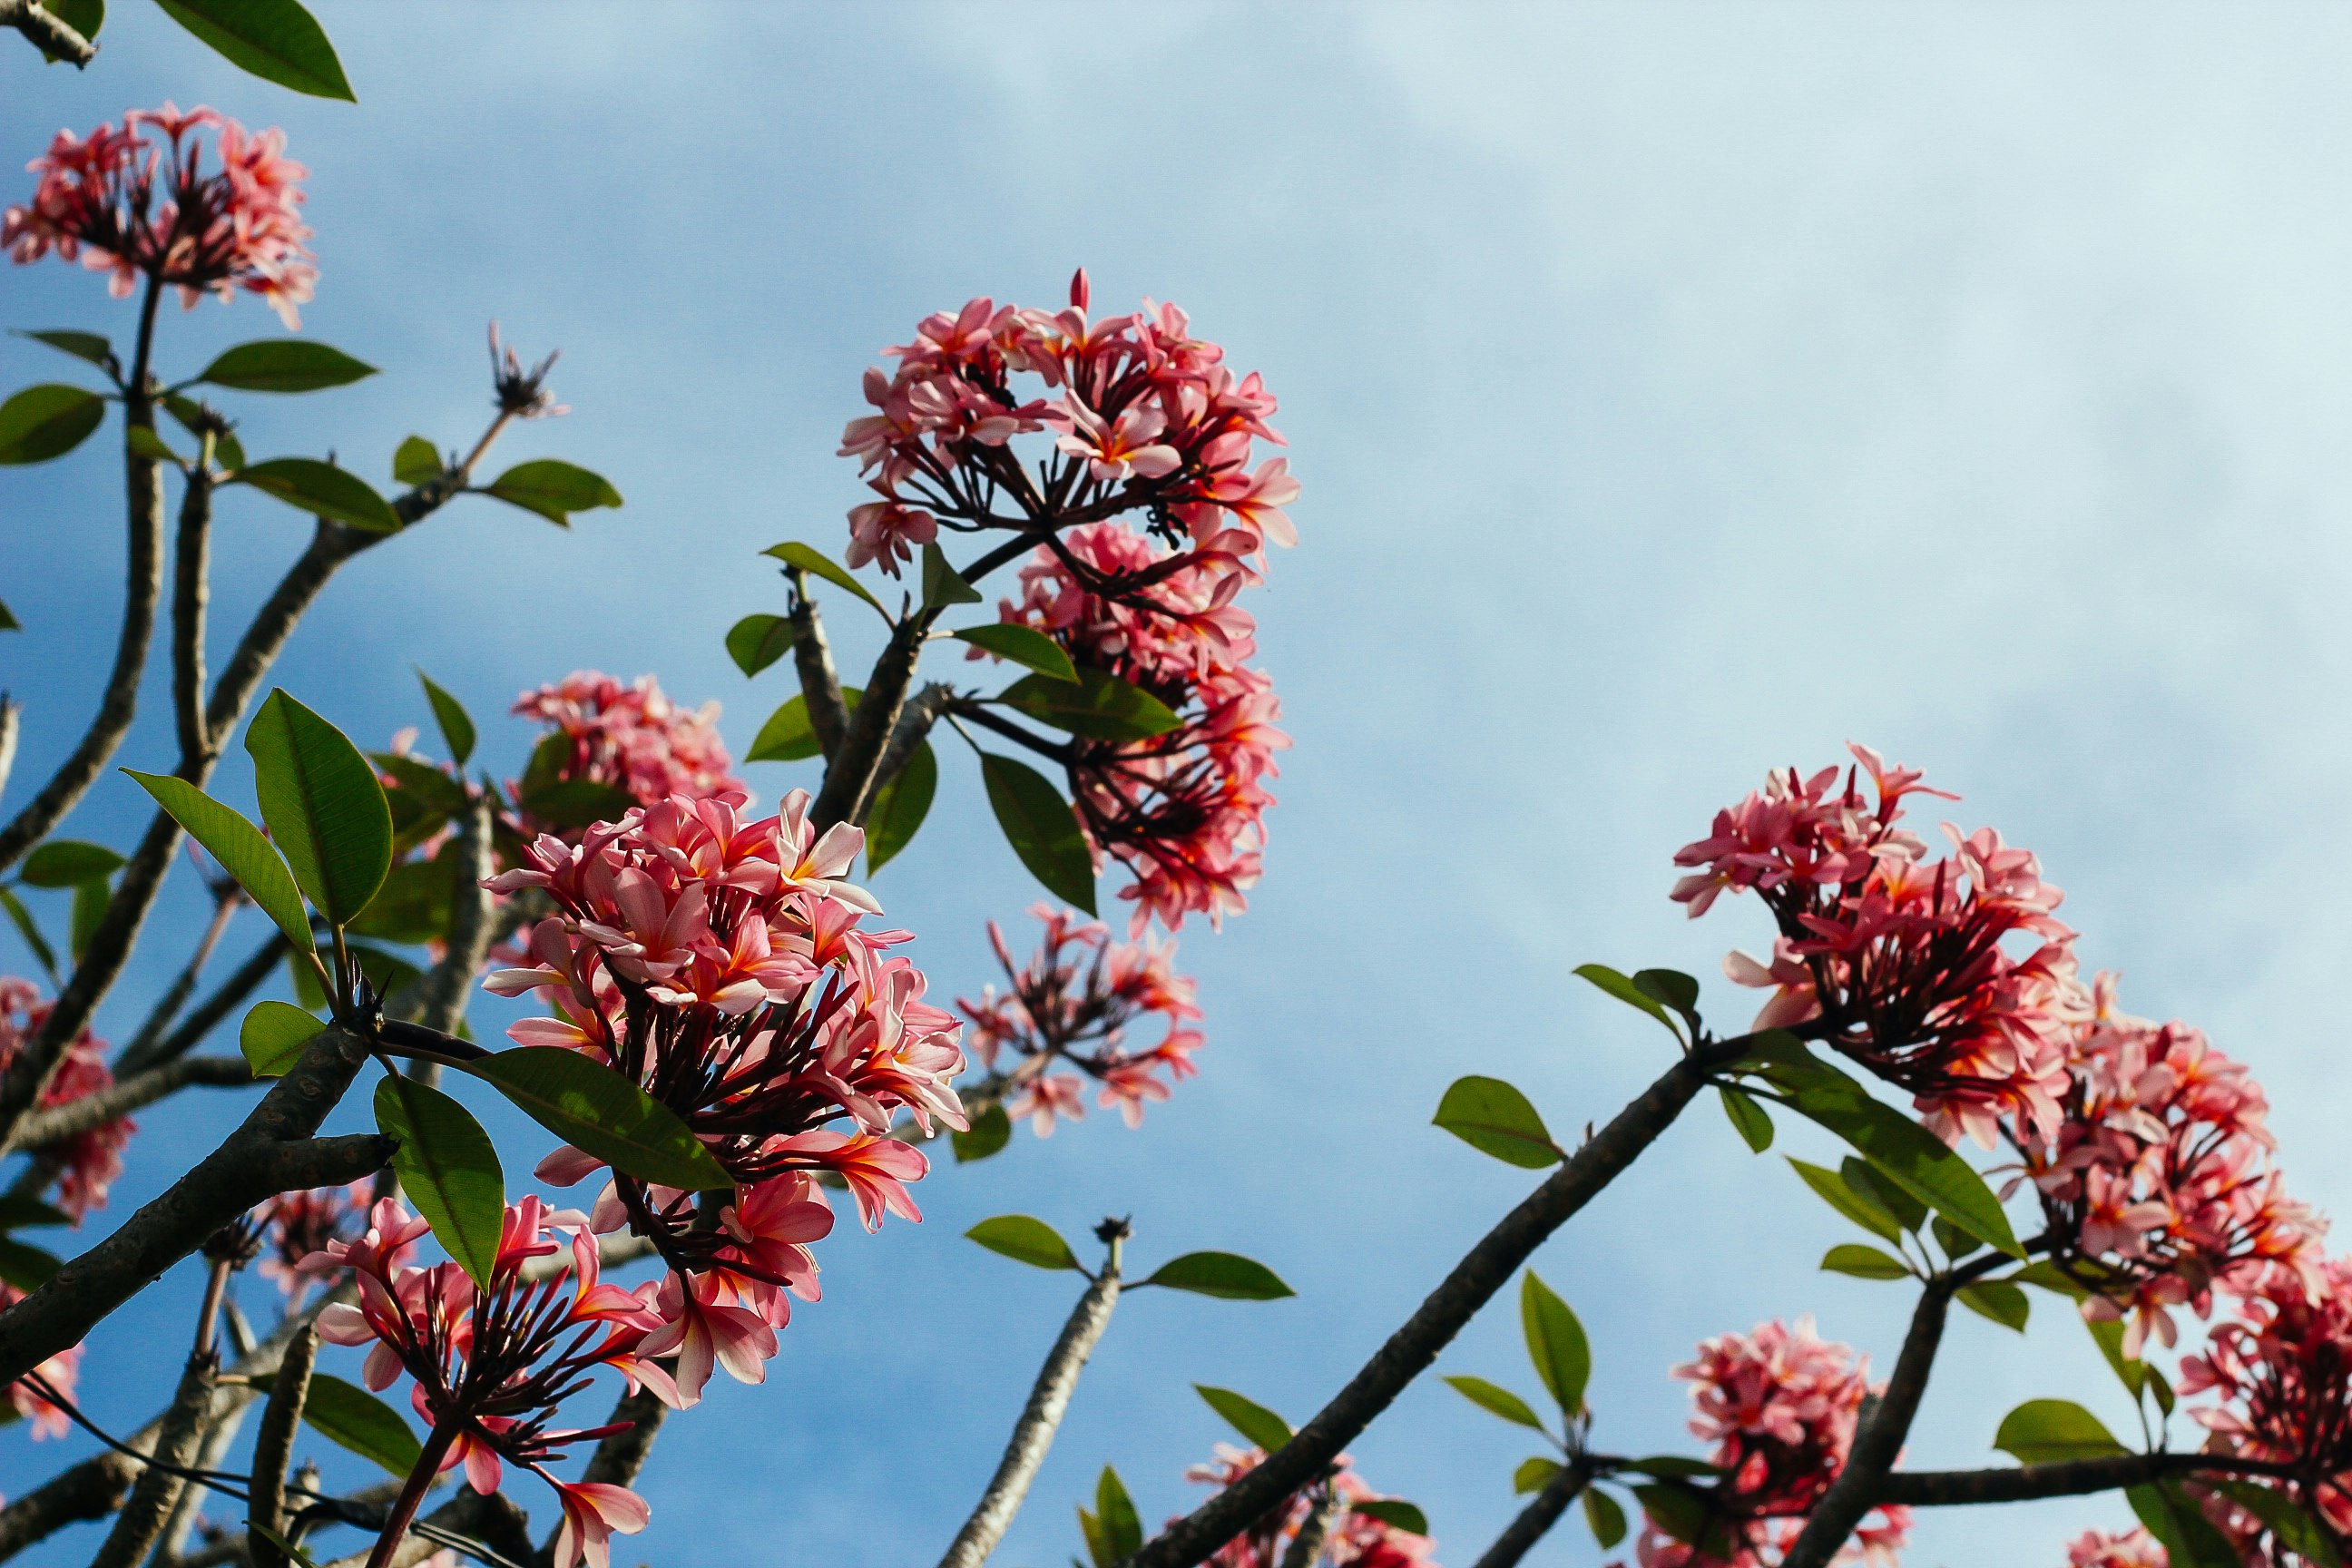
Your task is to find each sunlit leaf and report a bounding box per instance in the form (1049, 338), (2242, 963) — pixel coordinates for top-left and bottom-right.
(964, 1214), (1080, 1271)
(1432, 1076), (1559, 1169)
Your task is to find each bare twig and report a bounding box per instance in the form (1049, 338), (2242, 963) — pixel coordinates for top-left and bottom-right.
(133, 933), (289, 1072)
(247, 1323), (318, 1568)
(120, 887), (243, 1069)
(1120, 1034), (1756, 1568)
(0, 0), (95, 64)
(812, 617), (929, 830)
(0, 697), (19, 808)
(10, 1055), (250, 1148)
(937, 1220), (1129, 1568)
(1468, 1458), (1593, 1568)
(322, 1487), (530, 1568)
(1874, 1452), (2290, 1507)
(173, 454), (218, 766)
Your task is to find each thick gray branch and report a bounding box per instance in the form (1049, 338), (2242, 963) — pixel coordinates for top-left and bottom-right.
(0, 0), (95, 63)
(320, 1488), (531, 1568)
(813, 617), (929, 830)
(173, 464), (216, 766)
(1875, 1452), (2285, 1507)
(10, 1055), (250, 1148)
(247, 1320), (316, 1568)
(1469, 1458), (1593, 1568)
(788, 577), (852, 761)
(89, 1349), (216, 1568)
(858, 681), (953, 828)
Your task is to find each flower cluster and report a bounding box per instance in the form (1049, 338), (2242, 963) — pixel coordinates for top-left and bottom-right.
(1674, 745), (2086, 1148)
(314, 1197), (657, 1568)
(838, 271), (1297, 580)
(1632, 1318), (1910, 1568)
(995, 522), (1288, 932)
(0, 976), (132, 1221)
(957, 904), (1202, 1135)
(1181, 1445), (1439, 1568)
(2063, 1529), (2167, 1568)
(4, 103), (313, 326)
(511, 672), (745, 821)
(484, 789), (964, 1396)
(259, 1178), (376, 1302)
(2021, 974), (2324, 1354)
(0, 1282), (81, 1442)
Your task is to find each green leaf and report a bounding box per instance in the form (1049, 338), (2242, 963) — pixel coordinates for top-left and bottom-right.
(0, 385), (104, 466)
(374, 1073), (504, 1288)
(963, 1214), (1080, 1271)
(726, 613), (797, 679)
(194, 339), (375, 393)
(162, 395), (242, 469)
(151, 0), (355, 99)
(482, 458), (622, 524)
(981, 752), (1095, 914)
(245, 1523), (322, 1568)
(462, 1046), (732, 1191)
(1584, 1488), (1629, 1549)
(123, 770), (312, 953)
(2085, 1316), (2148, 1396)
(40, 0), (103, 54)
(413, 670), (475, 768)
(1820, 1243), (1912, 1280)
(371, 752), (469, 825)
(303, 1375), (425, 1478)
(10, 329), (111, 369)
(247, 690), (393, 926)
(0, 1195), (70, 1230)
(18, 840), (125, 888)
(1521, 1270), (1592, 1416)
(1957, 1280), (2031, 1333)
(746, 687), (862, 765)
(1195, 1385), (1292, 1453)
(1632, 967), (1700, 1024)
(920, 541), (983, 609)
(1993, 1399), (2127, 1465)
(1352, 1501), (1428, 1537)
(1571, 963), (1681, 1037)
(952, 1102), (1012, 1163)
(998, 669), (1182, 742)
(0, 601), (15, 633)
(954, 622), (1079, 682)
(1931, 1216), (1984, 1260)
(1718, 1085), (1773, 1152)
(1513, 1457), (1562, 1496)
(1841, 1157), (1929, 1232)
(343, 855), (459, 945)
(1076, 1508), (1111, 1568)
(2130, 1482), (2243, 1568)
(1431, 1075), (1560, 1169)
(67, 877), (108, 963)
(2149, 1367), (2175, 1418)
(1093, 1466), (1142, 1563)
(1785, 1159), (1902, 1245)
(393, 435), (442, 487)
(866, 740), (936, 874)
(2009, 1258), (2090, 1298)
(1443, 1375), (1547, 1433)
(1764, 1047), (2023, 1257)
(126, 426), (183, 464)
(0, 887), (58, 981)
(1631, 1485), (1712, 1551)
(517, 778), (638, 832)
(1139, 1251), (1295, 1300)
(762, 541), (887, 614)
(0, 1237), (62, 1290)
(2212, 1479), (2343, 1566)
(235, 457), (400, 533)
(240, 1000), (323, 1078)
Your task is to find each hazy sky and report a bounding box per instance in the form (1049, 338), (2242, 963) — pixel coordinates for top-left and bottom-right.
(8, 5), (2352, 1565)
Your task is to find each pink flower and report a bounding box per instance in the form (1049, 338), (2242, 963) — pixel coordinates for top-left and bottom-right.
(2177, 1257), (2352, 1546)
(2065, 1528), (2167, 1568)
(642, 1269), (777, 1404)
(1179, 1444), (1438, 1568)
(5, 104), (315, 324)
(0, 976), (134, 1221)
(1007, 1072), (1088, 1137)
(845, 500), (938, 576)
(0, 1282), (82, 1440)
(257, 1179), (374, 1300)
(549, 1480), (651, 1568)
(768, 1130), (926, 1230)
(509, 671), (746, 824)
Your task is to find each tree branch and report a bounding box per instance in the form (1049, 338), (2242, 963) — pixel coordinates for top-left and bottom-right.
(788, 573), (852, 761)
(0, 0), (95, 64)
(813, 616), (930, 830)
(1468, 1458), (1593, 1568)
(937, 1221), (1128, 1568)
(859, 681), (953, 828)
(1118, 1034), (1754, 1568)
(0, 696), (19, 809)
(132, 933), (289, 1072)
(90, 1348), (217, 1568)
(1276, 1483), (1345, 1568)
(247, 1324), (318, 1568)
(407, 793), (495, 1041)
(320, 1488), (531, 1568)
(173, 458), (217, 766)
(1874, 1451), (2290, 1507)
(9, 1054), (250, 1148)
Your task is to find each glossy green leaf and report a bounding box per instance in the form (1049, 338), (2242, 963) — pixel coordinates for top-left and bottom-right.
(1931, 1215), (1984, 1260)
(981, 752), (1096, 914)
(0, 887), (58, 981)
(951, 1102), (1012, 1163)
(370, 752), (469, 821)
(1195, 1385), (1291, 1453)
(762, 541), (887, 614)
(1632, 966), (1700, 1022)
(866, 739), (936, 874)
(746, 687), (861, 764)
(1572, 963), (1681, 1036)
(245, 1523), (322, 1568)
(11, 329), (111, 369)
(124, 769), (312, 953)
(517, 778), (637, 832)
(0, 385), (104, 466)
(1585, 1488), (1629, 1549)
(236, 457), (400, 533)
(0, 1237), (63, 1291)
(1443, 1375), (1547, 1433)
(374, 1073), (504, 1288)
(392, 435), (442, 487)
(240, 1000), (323, 1078)
(1352, 1501), (1428, 1537)
(1718, 1085), (1773, 1152)
(920, 541), (983, 609)
(2008, 1258), (2091, 1298)
(1513, 1457), (1563, 1495)
(1432, 1075), (1560, 1169)
(126, 426), (183, 464)
(1632, 1485), (1716, 1553)
(2130, 1482), (2243, 1568)
(195, 339), (375, 393)
(1521, 1270), (1591, 1416)
(483, 458), (622, 524)
(463, 1046), (732, 1191)
(726, 613), (797, 679)
(1820, 1243), (1911, 1280)
(152, 0), (355, 99)
(0, 1195), (70, 1231)
(1993, 1399), (2127, 1465)
(1786, 1158), (1902, 1244)
(303, 1375), (424, 1478)
(67, 877), (107, 962)
(1841, 1157), (1929, 1232)
(18, 840), (124, 888)
(343, 856), (459, 946)
(954, 622), (1079, 682)
(1957, 1280), (2031, 1333)
(2213, 1479), (2343, 1566)
(998, 669), (1181, 742)
(1139, 1251), (1294, 1300)
(247, 690), (393, 925)
(411, 670), (475, 768)
(964, 1214), (1080, 1271)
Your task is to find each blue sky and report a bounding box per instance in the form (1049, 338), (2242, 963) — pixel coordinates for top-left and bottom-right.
(9, 5), (2352, 1564)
